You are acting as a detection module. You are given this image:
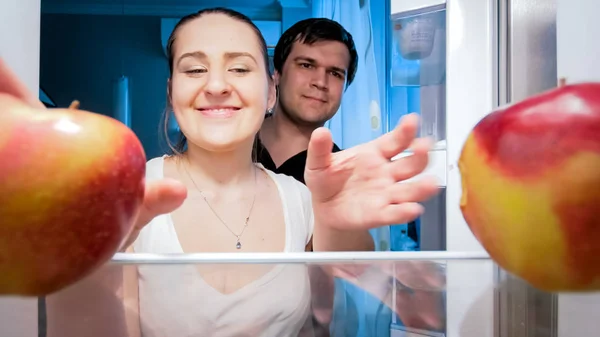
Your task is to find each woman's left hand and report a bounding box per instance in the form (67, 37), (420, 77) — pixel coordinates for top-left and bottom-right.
(305, 113), (440, 230)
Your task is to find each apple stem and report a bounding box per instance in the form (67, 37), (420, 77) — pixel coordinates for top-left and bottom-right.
(68, 100), (80, 109)
(558, 78), (567, 87)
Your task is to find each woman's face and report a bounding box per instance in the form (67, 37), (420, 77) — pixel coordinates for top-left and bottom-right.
(169, 14), (275, 153)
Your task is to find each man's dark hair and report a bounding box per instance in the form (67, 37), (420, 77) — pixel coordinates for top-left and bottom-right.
(273, 18), (358, 86)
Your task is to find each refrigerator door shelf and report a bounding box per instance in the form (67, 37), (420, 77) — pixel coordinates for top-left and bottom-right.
(392, 141), (447, 187)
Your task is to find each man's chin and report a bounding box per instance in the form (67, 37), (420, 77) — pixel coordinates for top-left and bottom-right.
(288, 112), (331, 128)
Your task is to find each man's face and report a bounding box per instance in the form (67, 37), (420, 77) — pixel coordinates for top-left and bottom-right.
(275, 40), (351, 127)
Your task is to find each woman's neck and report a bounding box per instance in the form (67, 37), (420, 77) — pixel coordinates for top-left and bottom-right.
(179, 142), (256, 193)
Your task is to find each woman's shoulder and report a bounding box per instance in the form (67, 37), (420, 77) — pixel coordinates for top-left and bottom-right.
(258, 164), (314, 245)
(259, 164), (309, 196)
(144, 155), (170, 181)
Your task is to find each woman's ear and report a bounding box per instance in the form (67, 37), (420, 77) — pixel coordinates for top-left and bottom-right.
(166, 78), (172, 104)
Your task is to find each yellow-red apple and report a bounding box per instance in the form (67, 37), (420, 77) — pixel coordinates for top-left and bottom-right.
(0, 94), (146, 296)
(458, 82), (600, 292)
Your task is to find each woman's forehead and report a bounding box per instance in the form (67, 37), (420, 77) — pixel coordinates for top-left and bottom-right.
(174, 14), (263, 57)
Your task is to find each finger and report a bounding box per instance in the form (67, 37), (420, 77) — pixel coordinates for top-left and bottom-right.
(330, 264), (373, 281)
(0, 58), (46, 109)
(409, 262), (446, 289)
(334, 264), (396, 302)
(395, 289), (445, 330)
(378, 203), (425, 225)
(374, 113), (419, 159)
(394, 261), (445, 290)
(389, 137), (432, 181)
(306, 127), (334, 171)
(387, 177), (440, 204)
(121, 179), (187, 250)
(135, 178), (188, 229)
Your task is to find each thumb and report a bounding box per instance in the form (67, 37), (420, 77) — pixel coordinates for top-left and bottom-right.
(0, 58), (46, 109)
(306, 127), (334, 171)
(135, 178), (187, 229)
(121, 179), (187, 251)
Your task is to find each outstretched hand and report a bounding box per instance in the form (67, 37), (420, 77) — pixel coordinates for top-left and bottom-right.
(121, 179), (187, 249)
(0, 58), (187, 249)
(305, 113), (439, 230)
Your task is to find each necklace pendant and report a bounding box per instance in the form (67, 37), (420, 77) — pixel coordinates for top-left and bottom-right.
(236, 241), (242, 249)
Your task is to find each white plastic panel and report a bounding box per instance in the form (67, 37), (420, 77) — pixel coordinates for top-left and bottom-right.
(445, 0), (497, 336)
(0, 1), (41, 335)
(556, 0), (600, 335)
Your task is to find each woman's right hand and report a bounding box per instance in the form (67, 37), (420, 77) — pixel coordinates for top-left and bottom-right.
(121, 179), (187, 250)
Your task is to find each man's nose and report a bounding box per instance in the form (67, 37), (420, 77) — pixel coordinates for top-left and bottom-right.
(310, 68), (329, 91)
(204, 71), (231, 96)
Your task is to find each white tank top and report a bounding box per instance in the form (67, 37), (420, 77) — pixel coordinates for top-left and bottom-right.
(132, 156), (316, 337)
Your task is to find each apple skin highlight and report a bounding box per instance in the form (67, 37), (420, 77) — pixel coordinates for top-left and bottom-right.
(458, 83), (600, 292)
(0, 94), (146, 296)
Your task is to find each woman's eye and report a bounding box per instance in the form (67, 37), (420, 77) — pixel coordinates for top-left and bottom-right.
(231, 68), (249, 73)
(185, 69), (205, 74)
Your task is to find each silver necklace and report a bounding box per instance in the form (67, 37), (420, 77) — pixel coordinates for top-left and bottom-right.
(183, 162), (258, 249)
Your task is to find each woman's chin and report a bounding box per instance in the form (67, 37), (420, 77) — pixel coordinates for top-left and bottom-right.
(187, 136), (254, 154)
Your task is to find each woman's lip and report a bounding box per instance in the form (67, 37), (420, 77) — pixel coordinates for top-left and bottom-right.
(197, 107), (241, 118)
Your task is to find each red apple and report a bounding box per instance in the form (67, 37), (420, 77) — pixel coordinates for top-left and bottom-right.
(0, 93), (146, 296)
(458, 82), (600, 292)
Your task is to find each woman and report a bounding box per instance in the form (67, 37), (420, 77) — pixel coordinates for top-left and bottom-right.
(1, 7), (440, 337)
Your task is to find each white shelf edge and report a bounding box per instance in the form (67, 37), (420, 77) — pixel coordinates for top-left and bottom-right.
(391, 0), (446, 17)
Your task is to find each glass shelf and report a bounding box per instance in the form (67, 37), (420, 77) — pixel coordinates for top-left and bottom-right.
(4, 252), (594, 337)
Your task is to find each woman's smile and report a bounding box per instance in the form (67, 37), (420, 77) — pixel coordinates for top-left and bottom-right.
(197, 105), (241, 118)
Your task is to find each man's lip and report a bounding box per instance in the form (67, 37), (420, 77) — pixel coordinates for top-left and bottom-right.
(303, 95), (327, 103)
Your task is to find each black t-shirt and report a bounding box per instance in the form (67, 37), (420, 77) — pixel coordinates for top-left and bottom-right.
(256, 114), (341, 184)
(256, 137), (341, 185)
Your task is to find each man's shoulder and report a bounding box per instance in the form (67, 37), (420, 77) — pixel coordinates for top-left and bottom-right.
(261, 165), (309, 193)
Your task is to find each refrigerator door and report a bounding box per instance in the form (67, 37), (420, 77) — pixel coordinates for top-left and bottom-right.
(388, 0), (499, 335)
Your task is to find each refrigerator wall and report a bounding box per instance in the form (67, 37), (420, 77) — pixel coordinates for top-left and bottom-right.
(497, 0), (559, 336)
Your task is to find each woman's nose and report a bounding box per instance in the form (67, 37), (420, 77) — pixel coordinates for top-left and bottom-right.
(204, 71), (231, 96)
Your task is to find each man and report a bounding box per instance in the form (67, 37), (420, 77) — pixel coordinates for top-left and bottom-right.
(258, 18), (354, 185)
(257, 19), (445, 334)
(257, 18), (371, 252)
(256, 19), (364, 336)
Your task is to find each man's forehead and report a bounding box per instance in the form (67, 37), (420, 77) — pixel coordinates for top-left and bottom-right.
(289, 40), (350, 68)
